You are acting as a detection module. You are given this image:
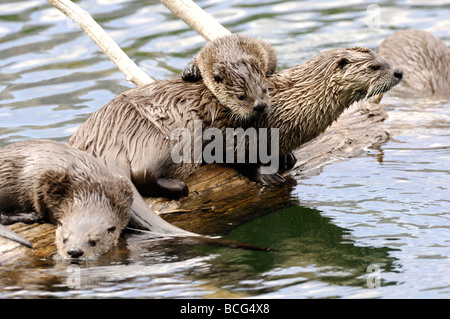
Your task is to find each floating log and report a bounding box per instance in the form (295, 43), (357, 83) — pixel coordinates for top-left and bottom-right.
(0, 100), (389, 263)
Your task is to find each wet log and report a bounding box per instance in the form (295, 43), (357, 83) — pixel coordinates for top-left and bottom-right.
(147, 100), (389, 235)
(0, 100), (388, 262)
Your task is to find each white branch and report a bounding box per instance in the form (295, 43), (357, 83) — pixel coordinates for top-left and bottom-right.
(48, 0), (154, 86)
(48, 0), (231, 86)
(158, 0), (231, 41)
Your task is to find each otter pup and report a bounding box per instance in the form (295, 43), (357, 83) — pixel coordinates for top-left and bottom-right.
(68, 47), (402, 198)
(0, 140), (134, 259)
(377, 29), (449, 99)
(181, 34), (277, 122)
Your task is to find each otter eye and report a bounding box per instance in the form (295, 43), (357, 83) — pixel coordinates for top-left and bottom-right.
(88, 239), (97, 247)
(370, 64), (381, 71)
(237, 94), (246, 101)
(62, 237), (68, 244)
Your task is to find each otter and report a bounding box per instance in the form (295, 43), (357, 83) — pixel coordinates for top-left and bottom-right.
(68, 46), (402, 198)
(181, 34), (278, 122)
(258, 47), (403, 156)
(0, 140), (269, 257)
(0, 139), (133, 259)
(377, 29), (449, 99)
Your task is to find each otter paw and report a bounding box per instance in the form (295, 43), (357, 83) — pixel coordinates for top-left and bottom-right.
(181, 62), (202, 82)
(259, 172), (285, 186)
(156, 178), (189, 199)
(279, 153), (297, 172)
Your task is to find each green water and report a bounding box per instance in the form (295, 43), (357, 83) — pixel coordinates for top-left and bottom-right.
(0, 0), (449, 298)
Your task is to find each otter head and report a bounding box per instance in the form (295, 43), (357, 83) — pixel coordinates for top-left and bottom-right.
(208, 57), (271, 123)
(328, 47), (403, 106)
(37, 170), (133, 260)
(55, 206), (126, 260)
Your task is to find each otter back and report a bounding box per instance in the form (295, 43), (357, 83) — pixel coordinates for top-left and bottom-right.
(378, 29), (450, 99)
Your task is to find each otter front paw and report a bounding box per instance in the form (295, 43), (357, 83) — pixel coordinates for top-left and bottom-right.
(156, 178), (189, 199)
(279, 153), (297, 173)
(181, 61), (202, 82)
(259, 172), (285, 186)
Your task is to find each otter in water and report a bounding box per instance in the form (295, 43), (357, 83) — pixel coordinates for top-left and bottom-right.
(0, 139), (133, 259)
(181, 34), (278, 122)
(377, 29), (449, 99)
(68, 46), (402, 198)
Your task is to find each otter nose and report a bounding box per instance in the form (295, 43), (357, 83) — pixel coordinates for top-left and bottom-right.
(253, 101), (267, 113)
(394, 68), (403, 80)
(67, 247), (84, 258)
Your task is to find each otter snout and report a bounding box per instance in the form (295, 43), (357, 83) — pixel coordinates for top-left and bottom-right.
(394, 68), (403, 80)
(67, 247), (84, 258)
(253, 101), (268, 113)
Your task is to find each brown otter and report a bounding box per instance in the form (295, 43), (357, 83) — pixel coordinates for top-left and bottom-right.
(0, 139), (133, 259)
(0, 140), (269, 256)
(259, 47), (403, 156)
(181, 34), (278, 122)
(377, 29), (449, 99)
(68, 47), (402, 198)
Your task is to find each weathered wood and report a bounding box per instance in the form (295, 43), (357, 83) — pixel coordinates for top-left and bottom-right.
(0, 100), (388, 263)
(0, 223), (56, 265)
(148, 100), (389, 234)
(6, 0), (388, 265)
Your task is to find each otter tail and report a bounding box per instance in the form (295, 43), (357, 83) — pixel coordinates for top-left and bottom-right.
(0, 224), (33, 249)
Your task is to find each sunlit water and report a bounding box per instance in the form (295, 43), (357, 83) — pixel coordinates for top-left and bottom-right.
(0, 0), (449, 298)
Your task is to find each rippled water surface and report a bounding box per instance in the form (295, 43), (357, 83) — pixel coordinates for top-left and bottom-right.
(0, 0), (449, 298)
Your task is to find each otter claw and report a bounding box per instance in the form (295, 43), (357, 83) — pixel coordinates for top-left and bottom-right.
(260, 173), (285, 186)
(181, 62), (202, 82)
(156, 178), (189, 199)
(279, 153), (297, 172)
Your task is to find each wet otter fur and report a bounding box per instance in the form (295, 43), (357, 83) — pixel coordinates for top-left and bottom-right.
(0, 140), (270, 257)
(68, 47), (402, 197)
(0, 139), (133, 259)
(182, 34), (277, 122)
(259, 46), (403, 157)
(377, 29), (450, 99)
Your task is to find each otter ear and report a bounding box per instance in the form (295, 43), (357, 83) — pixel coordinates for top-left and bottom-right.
(36, 170), (73, 217)
(338, 57), (350, 69)
(117, 178), (134, 208)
